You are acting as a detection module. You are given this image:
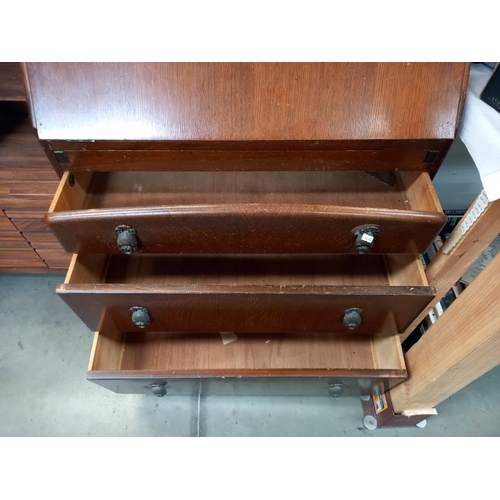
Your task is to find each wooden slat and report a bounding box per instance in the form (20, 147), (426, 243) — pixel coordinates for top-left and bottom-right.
(0, 249), (41, 260)
(4, 211), (47, 219)
(0, 196), (54, 211)
(10, 219), (48, 232)
(45, 260), (71, 269)
(29, 241), (65, 250)
(0, 240), (33, 250)
(0, 216), (16, 231)
(0, 259), (46, 268)
(35, 249), (71, 261)
(401, 194), (500, 340)
(0, 169), (57, 181)
(392, 251), (500, 412)
(0, 232), (25, 241)
(21, 231), (59, 244)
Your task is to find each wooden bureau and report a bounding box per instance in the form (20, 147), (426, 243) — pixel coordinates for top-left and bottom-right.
(21, 62), (470, 397)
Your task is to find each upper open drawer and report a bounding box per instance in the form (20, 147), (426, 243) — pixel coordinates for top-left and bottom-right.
(47, 170), (446, 255)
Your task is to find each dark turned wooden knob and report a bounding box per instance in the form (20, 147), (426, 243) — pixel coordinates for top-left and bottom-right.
(115, 225), (138, 254)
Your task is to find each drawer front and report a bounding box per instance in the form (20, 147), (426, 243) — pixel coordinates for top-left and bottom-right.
(88, 376), (395, 397)
(47, 170), (446, 255)
(58, 286), (433, 335)
(87, 330), (407, 396)
(48, 206), (444, 255)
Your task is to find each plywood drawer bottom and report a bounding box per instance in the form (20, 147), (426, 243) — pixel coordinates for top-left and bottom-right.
(88, 329), (407, 396)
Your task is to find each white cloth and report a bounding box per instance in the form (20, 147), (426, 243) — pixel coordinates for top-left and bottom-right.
(459, 64), (500, 202)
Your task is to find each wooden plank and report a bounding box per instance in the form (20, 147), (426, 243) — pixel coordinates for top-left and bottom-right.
(0, 216), (16, 231)
(391, 251), (500, 412)
(6, 181), (59, 196)
(401, 194), (500, 340)
(44, 260), (71, 269)
(0, 240), (33, 250)
(29, 241), (64, 250)
(10, 219), (48, 232)
(4, 211), (46, 219)
(0, 249), (41, 260)
(22, 231), (59, 244)
(0, 232), (25, 241)
(0, 259), (46, 268)
(0, 169), (57, 181)
(35, 248), (71, 261)
(0, 196), (53, 211)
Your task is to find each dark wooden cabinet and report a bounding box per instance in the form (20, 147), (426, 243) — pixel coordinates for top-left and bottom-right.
(22, 63), (470, 396)
(0, 63), (71, 272)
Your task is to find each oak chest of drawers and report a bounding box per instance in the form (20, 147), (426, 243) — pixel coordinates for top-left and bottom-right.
(22, 62), (469, 397)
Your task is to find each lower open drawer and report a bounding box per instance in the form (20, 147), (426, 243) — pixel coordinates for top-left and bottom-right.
(88, 329), (407, 397)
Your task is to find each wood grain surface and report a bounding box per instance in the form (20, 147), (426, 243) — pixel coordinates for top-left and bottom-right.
(0, 63), (25, 101)
(24, 63), (468, 142)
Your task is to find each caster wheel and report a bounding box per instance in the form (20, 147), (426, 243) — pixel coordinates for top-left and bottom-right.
(363, 415), (377, 430)
(416, 419), (427, 429)
(360, 395), (371, 402)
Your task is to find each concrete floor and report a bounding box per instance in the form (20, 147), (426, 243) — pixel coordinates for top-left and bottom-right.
(1, 273), (499, 437)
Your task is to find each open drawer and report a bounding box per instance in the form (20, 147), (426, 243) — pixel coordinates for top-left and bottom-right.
(58, 252), (434, 335)
(47, 170), (446, 255)
(88, 328), (407, 396)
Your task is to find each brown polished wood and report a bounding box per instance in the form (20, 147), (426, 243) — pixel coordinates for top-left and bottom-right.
(58, 253), (433, 335)
(0, 63), (25, 102)
(0, 89), (71, 271)
(24, 63), (467, 142)
(47, 170), (446, 254)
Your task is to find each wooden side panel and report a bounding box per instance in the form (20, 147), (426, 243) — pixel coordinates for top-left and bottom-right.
(401, 195), (500, 339)
(392, 251), (500, 412)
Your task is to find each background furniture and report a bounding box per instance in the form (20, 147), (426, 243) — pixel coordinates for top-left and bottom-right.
(0, 63), (71, 272)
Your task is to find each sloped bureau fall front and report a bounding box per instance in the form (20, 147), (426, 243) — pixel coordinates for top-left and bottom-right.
(22, 62), (469, 397)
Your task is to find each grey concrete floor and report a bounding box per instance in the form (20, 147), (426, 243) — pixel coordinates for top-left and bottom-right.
(1, 273), (499, 437)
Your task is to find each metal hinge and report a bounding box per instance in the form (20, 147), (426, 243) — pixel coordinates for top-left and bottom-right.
(54, 150), (70, 164)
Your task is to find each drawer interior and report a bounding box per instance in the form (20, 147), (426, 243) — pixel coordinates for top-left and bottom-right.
(50, 170), (441, 213)
(67, 253), (428, 288)
(89, 329), (407, 379)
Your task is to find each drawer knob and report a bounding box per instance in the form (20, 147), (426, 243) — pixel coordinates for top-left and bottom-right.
(130, 306), (150, 328)
(115, 225), (138, 254)
(353, 224), (380, 254)
(149, 383), (167, 397)
(343, 307), (363, 330)
(329, 383), (344, 397)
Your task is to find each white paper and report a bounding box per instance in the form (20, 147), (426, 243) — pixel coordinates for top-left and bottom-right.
(459, 64), (500, 201)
